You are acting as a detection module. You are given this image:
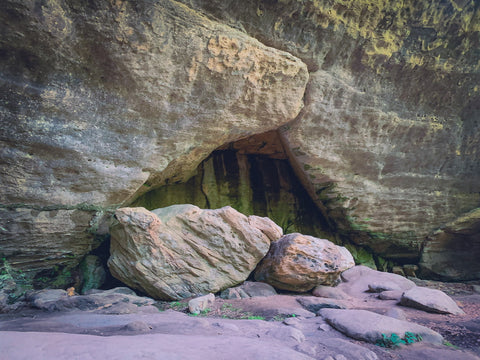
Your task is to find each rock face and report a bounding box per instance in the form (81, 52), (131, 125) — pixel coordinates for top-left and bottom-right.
(420, 208), (480, 281)
(0, 0), (307, 277)
(254, 233), (354, 292)
(108, 205), (282, 300)
(1, 0), (479, 282)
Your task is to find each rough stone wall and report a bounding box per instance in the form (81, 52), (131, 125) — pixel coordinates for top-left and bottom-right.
(0, 0), (308, 279)
(0, 0), (479, 281)
(177, 0), (480, 262)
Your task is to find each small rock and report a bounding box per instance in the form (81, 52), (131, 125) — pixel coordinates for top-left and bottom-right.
(220, 288), (250, 299)
(471, 284), (480, 294)
(297, 297), (347, 313)
(334, 355), (347, 360)
(392, 266), (406, 277)
(188, 293), (215, 315)
(220, 281), (277, 299)
(403, 264), (418, 277)
(378, 290), (403, 301)
(122, 321), (152, 332)
(400, 287), (465, 315)
(312, 285), (350, 300)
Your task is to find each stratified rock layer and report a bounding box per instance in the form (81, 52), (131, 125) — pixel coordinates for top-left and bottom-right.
(254, 233), (354, 292)
(108, 205), (282, 300)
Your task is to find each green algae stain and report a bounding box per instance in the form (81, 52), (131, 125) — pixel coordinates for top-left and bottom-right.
(277, 0), (478, 73)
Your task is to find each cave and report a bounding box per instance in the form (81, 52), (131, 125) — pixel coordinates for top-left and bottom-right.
(131, 130), (335, 241)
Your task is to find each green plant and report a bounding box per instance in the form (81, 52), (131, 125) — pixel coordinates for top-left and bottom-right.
(443, 341), (459, 349)
(375, 332), (422, 348)
(169, 301), (186, 310)
(272, 313), (297, 321)
(244, 315), (265, 320)
(189, 308), (212, 317)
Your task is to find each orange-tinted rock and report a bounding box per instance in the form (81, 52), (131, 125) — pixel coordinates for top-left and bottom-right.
(254, 233), (354, 292)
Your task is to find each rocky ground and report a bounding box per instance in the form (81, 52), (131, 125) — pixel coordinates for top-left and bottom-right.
(1, 268), (479, 360)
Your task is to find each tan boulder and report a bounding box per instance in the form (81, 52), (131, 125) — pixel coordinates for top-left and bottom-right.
(254, 233), (354, 292)
(108, 205), (282, 300)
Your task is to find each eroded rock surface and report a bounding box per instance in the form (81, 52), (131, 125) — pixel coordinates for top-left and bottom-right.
(420, 208), (480, 281)
(320, 308), (444, 345)
(254, 233), (354, 292)
(108, 205), (282, 300)
(0, 0), (308, 276)
(400, 287), (465, 315)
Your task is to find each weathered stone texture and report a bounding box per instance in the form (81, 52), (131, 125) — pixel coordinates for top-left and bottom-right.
(0, 0), (479, 280)
(108, 205), (282, 300)
(0, 0), (307, 274)
(254, 233), (354, 292)
(176, 0), (480, 266)
(419, 208), (480, 281)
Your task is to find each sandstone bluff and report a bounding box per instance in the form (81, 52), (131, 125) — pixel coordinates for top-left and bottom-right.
(1, 0), (479, 288)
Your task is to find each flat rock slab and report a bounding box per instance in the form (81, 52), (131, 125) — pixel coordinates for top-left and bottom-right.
(401, 287), (465, 315)
(25, 287), (157, 314)
(320, 309), (444, 345)
(0, 331), (314, 360)
(339, 266), (416, 298)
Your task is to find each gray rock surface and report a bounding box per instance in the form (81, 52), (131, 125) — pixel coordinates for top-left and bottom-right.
(378, 290), (404, 301)
(220, 281), (277, 299)
(188, 293), (215, 315)
(108, 205), (281, 300)
(312, 285), (351, 300)
(339, 266), (416, 297)
(400, 287), (465, 315)
(320, 308), (444, 345)
(254, 233), (354, 292)
(0, 331), (314, 360)
(297, 297), (347, 313)
(25, 287), (156, 314)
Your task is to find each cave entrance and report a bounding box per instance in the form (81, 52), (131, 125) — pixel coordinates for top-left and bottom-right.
(131, 130), (334, 239)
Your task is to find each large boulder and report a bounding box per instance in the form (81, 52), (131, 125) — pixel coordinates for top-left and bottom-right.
(0, 0), (307, 277)
(108, 205), (282, 300)
(254, 233), (354, 292)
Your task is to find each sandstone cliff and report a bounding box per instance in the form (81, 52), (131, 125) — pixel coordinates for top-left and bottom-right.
(1, 0), (479, 283)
